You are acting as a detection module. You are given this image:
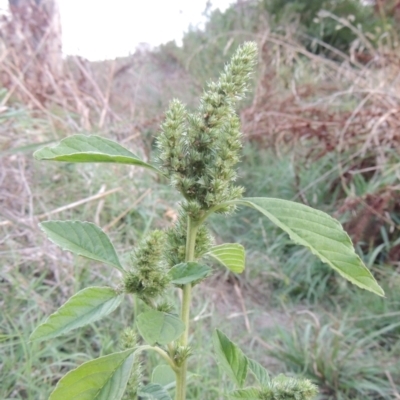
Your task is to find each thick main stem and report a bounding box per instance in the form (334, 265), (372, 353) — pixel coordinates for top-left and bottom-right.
(175, 216), (198, 400)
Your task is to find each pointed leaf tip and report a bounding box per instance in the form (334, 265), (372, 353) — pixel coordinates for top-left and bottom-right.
(40, 220), (124, 272)
(34, 134), (161, 173)
(236, 198), (384, 297)
(30, 287), (124, 342)
(213, 329), (248, 388)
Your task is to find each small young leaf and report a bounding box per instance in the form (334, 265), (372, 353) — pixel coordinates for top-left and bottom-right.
(138, 383), (172, 400)
(40, 220), (124, 272)
(207, 243), (245, 273)
(48, 349), (135, 400)
(236, 198), (384, 296)
(213, 329), (248, 388)
(30, 287), (123, 341)
(151, 365), (176, 386)
(247, 358), (270, 386)
(228, 388), (261, 399)
(136, 311), (185, 345)
(168, 262), (211, 286)
(34, 134), (161, 173)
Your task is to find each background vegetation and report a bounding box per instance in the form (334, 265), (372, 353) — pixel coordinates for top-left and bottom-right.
(1, 0), (399, 398)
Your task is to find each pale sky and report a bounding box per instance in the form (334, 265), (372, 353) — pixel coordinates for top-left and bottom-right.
(0, 0), (234, 60)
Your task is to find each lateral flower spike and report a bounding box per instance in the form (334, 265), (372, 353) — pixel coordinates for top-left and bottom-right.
(124, 230), (170, 305)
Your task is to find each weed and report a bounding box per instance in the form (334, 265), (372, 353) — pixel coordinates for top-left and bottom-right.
(267, 312), (400, 399)
(30, 42), (382, 400)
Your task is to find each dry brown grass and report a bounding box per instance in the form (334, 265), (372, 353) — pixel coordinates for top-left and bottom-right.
(0, 3), (196, 162)
(242, 31), (400, 157)
(0, 4), (196, 303)
(1, 3), (399, 266)
(0, 1), (123, 130)
(239, 28), (400, 257)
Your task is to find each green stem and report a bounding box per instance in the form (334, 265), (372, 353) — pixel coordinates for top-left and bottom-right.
(197, 202), (233, 225)
(136, 345), (178, 372)
(175, 216), (199, 400)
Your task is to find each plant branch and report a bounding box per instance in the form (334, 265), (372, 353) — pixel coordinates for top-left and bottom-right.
(137, 345), (178, 373)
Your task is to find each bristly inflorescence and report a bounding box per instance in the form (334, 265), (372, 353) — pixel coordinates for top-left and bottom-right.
(157, 42), (258, 216)
(124, 230), (170, 305)
(259, 375), (318, 400)
(164, 211), (213, 268)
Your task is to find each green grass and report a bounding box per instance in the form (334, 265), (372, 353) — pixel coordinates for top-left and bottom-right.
(2, 20), (400, 397)
(2, 122), (399, 398)
(265, 311), (400, 399)
(2, 154), (399, 399)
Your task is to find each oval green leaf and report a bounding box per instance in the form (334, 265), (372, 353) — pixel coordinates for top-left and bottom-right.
(207, 243), (245, 273)
(139, 383), (172, 400)
(236, 198), (384, 297)
(168, 262), (211, 286)
(40, 220), (124, 272)
(213, 329), (248, 388)
(49, 349), (135, 400)
(136, 311), (185, 345)
(33, 134), (161, 173)
(30, 287), (124, 342)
